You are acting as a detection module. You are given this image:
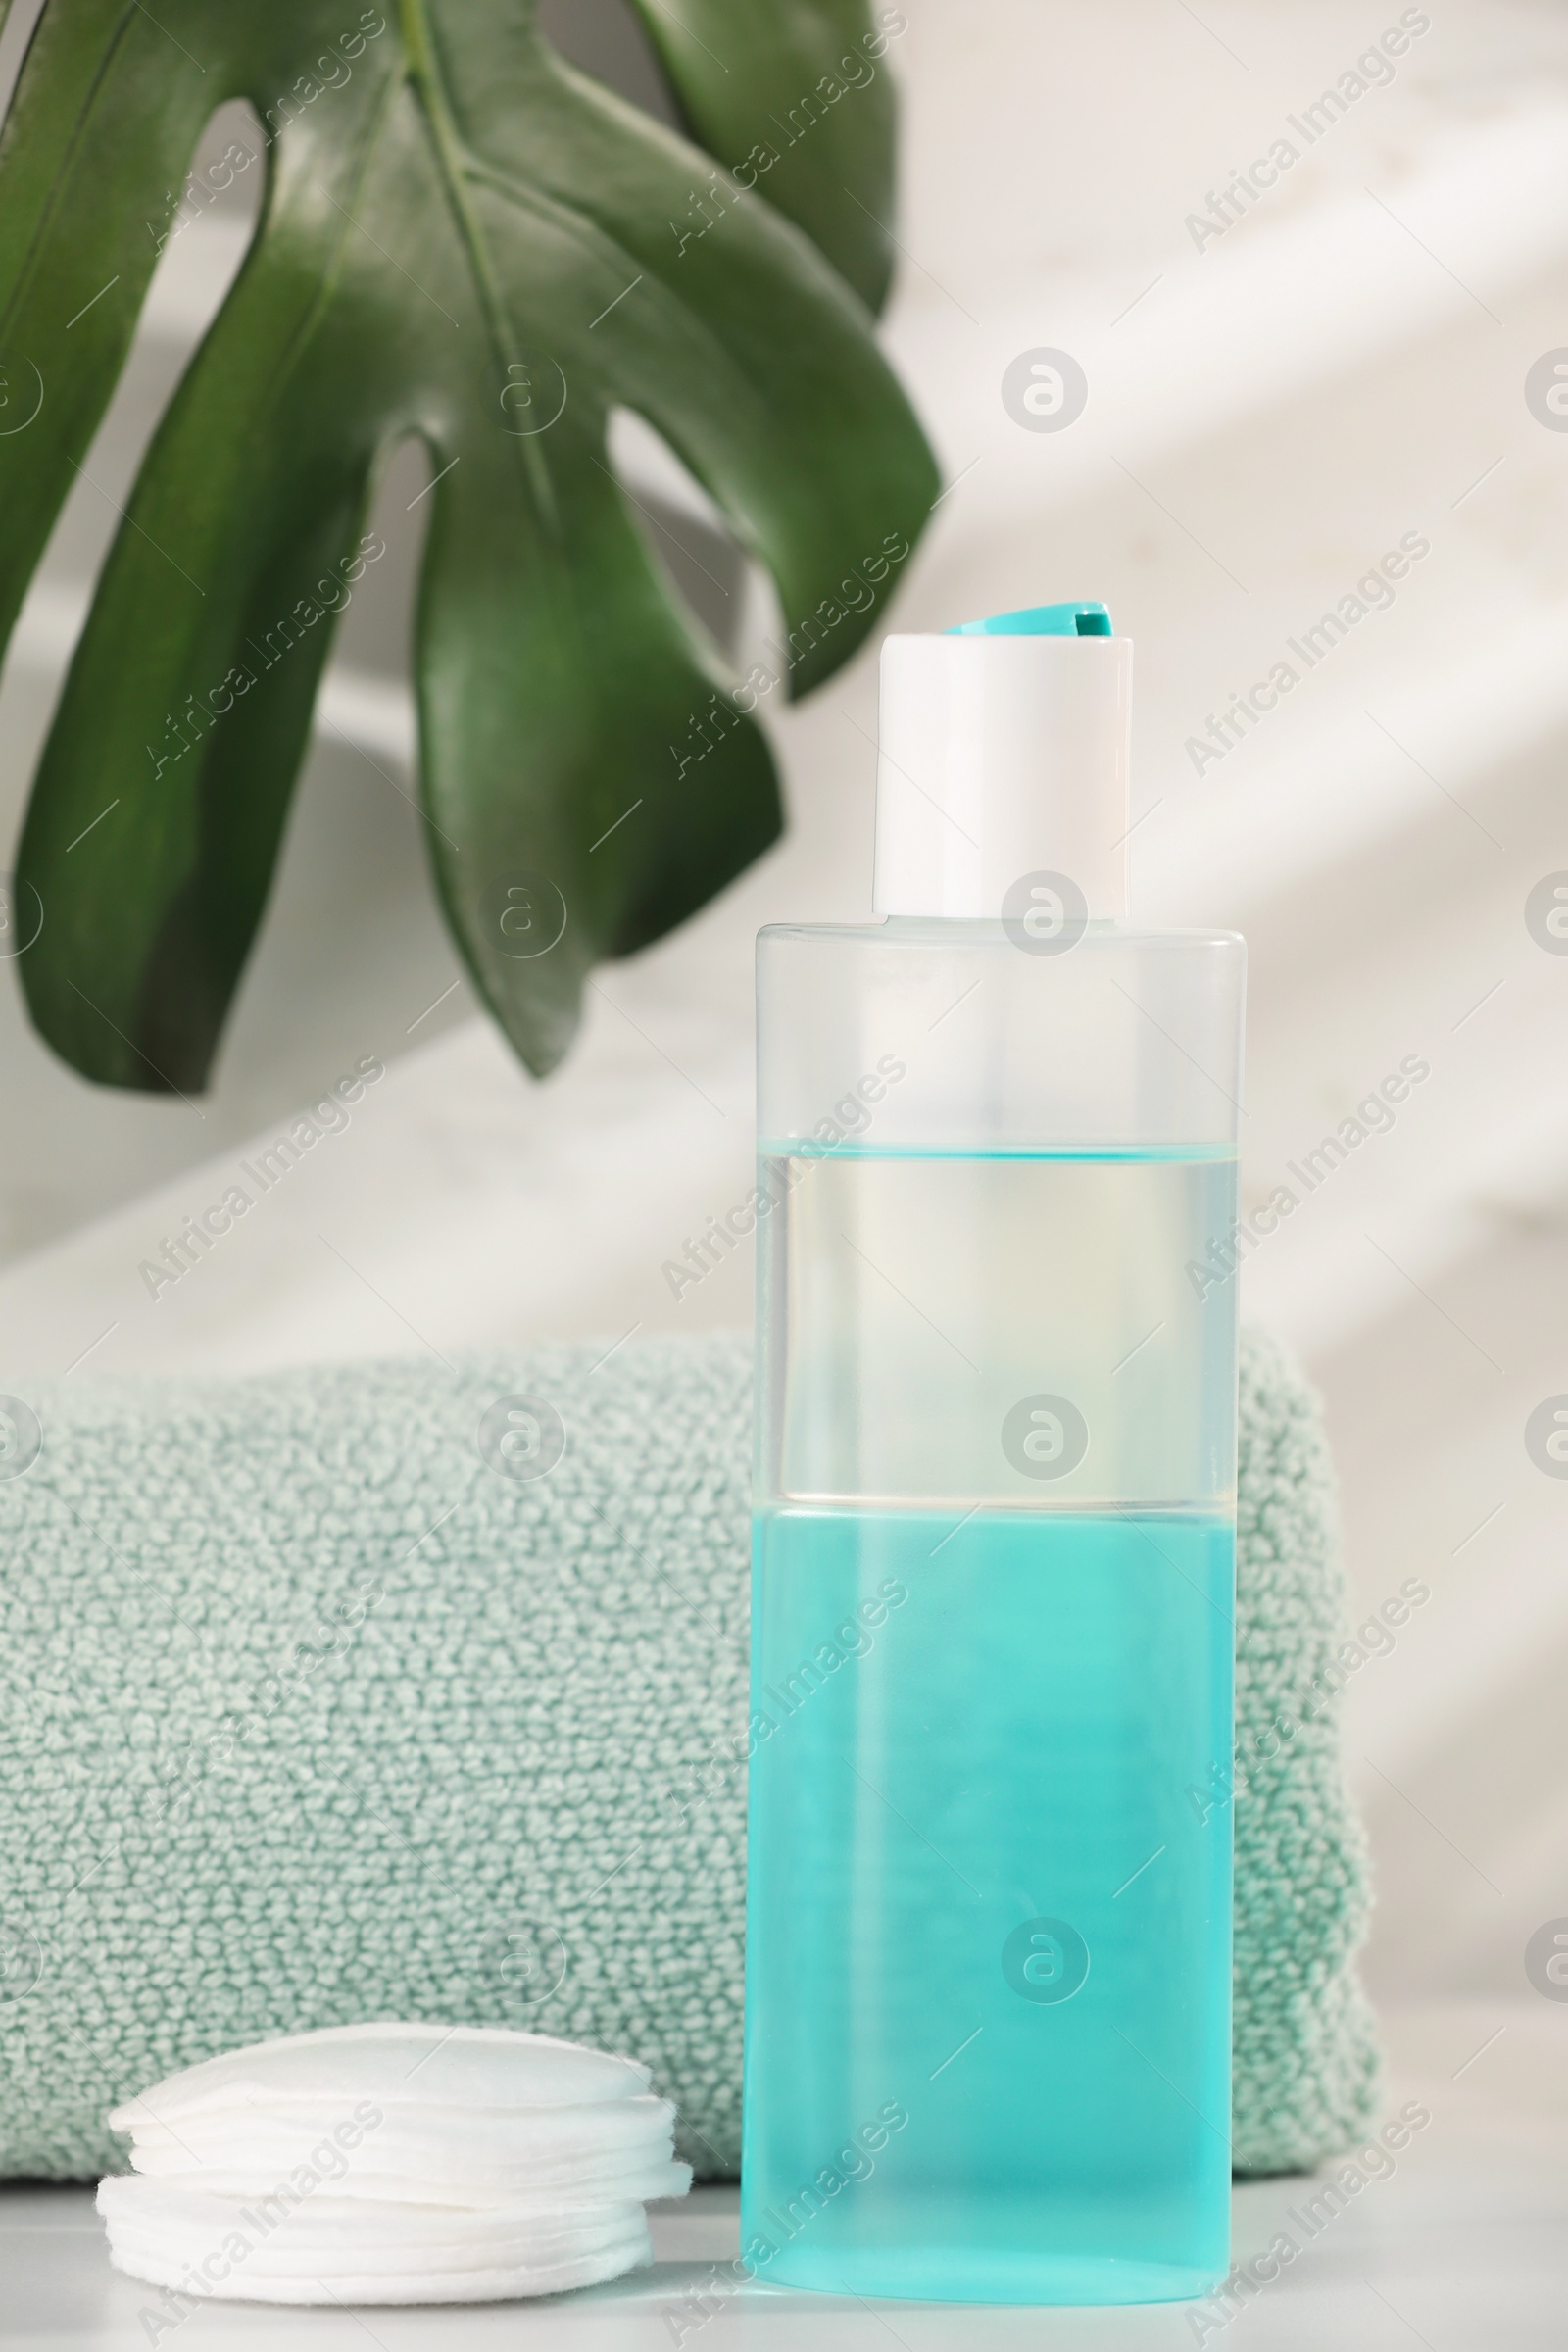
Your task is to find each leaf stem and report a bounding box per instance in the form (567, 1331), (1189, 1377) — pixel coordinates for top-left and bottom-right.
(397, 0), (563, 537)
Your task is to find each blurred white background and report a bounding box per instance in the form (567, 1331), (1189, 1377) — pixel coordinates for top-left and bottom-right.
(0, 0), (1563, 2040)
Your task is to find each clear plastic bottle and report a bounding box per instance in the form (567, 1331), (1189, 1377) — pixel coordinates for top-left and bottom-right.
(742, 603), (1245, 2305)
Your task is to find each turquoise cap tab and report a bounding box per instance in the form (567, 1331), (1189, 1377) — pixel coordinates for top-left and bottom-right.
(946, 600), (1112, 638)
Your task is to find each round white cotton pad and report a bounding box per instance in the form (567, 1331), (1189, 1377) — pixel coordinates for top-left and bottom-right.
(115, 2161), (691, 2210)
(106, 2241), (650, 2305)
(99, 2178), (648, 2269)
(102, 2211), (658, 2305)
(124, 2093), (678, 2180)
(108, 2022), (649, 2131)
(99, 2024), (687, 2306)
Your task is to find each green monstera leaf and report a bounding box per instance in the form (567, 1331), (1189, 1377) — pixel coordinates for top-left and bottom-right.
(625, 0), (906, 313)
(0, 0), (935, 1091)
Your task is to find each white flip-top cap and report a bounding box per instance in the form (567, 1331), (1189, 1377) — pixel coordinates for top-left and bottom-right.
(872, 601), (1131, 922)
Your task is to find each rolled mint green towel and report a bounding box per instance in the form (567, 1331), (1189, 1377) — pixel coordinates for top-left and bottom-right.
(0, 1327), (1376, 2180)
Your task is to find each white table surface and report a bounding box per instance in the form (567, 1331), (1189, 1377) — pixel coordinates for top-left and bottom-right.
(3, 2005), (1561, 2352)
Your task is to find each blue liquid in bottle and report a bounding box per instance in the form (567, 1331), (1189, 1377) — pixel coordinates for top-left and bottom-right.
(743, 1144), (1238, 2303)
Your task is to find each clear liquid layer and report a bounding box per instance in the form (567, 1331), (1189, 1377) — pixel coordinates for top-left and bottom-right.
(742, 1505), (1235, 2303)
(758, 1146), (1238, 1507)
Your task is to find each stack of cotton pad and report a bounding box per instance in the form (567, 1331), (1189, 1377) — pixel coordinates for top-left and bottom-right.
(97, 2023), (690, 2305)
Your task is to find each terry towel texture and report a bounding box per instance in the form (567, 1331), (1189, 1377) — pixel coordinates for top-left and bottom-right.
(0, 1327), (1377, 2180)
